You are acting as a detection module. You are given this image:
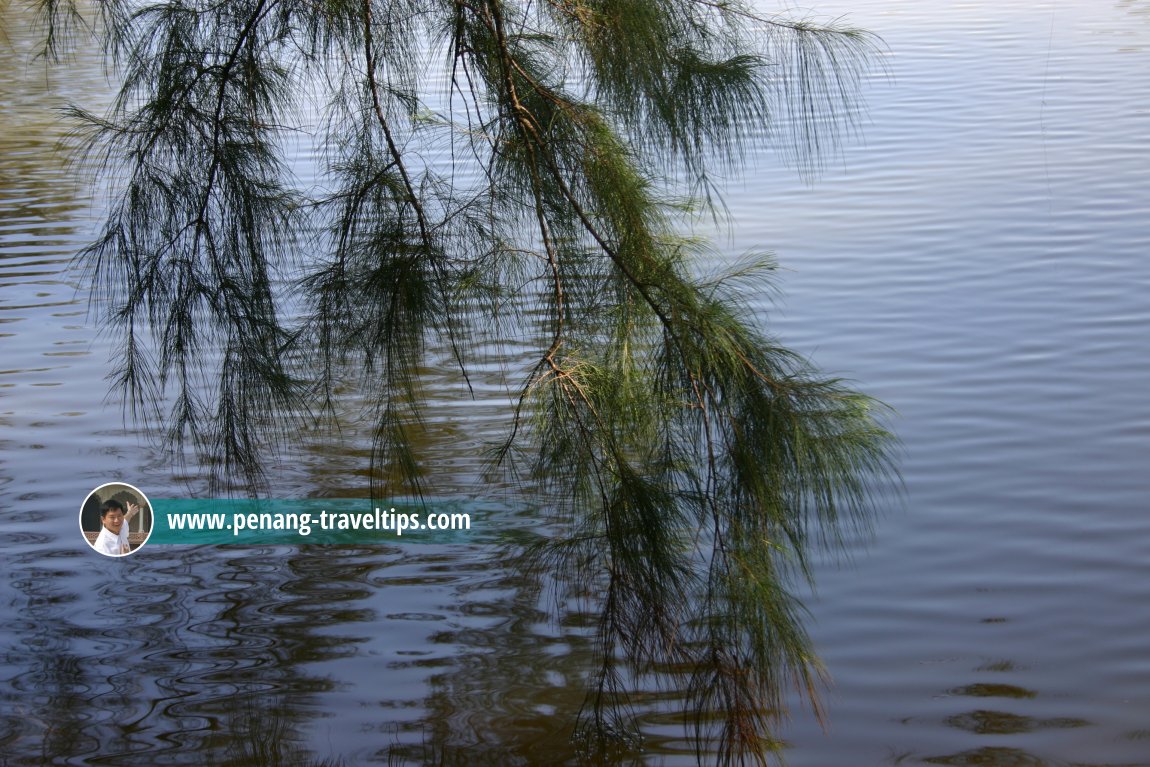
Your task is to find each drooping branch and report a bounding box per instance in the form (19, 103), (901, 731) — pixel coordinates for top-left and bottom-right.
(41, 0), (895, 762)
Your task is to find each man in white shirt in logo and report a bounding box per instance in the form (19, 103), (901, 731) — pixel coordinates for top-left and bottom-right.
(93, 499), (142, 556)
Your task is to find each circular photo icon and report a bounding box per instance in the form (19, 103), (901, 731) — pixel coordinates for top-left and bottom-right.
(80, 482), (154, 557)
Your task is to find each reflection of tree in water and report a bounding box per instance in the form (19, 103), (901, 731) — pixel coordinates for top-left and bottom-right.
(0, 545), (381, 766)
(1117, 0), (1150, 17)
(382, 559), (600, 766)
(0, 3), (96, 226)
(0, 553), (101, 763)
(380, 551), (788, 767)
(943, 709), (1090, 736)
(1105, 1), (1150, 51)
(922, 747), (1049, 767)
(893, 668), (1093, 767)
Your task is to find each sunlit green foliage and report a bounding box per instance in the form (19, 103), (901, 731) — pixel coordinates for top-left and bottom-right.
(38, 0), (893, 762)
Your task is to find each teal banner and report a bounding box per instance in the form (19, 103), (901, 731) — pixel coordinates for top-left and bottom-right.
(147, 498), (493, 545)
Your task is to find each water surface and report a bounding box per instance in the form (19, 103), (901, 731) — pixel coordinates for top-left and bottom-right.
(2, 1), (1149, 765)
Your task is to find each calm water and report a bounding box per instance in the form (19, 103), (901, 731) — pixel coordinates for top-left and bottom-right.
(3, 1), (1150, 765)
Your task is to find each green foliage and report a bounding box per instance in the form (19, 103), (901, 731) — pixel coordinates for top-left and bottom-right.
(38, 0), (894, 762)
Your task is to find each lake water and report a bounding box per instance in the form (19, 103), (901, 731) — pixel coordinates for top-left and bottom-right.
(3, 1), (1149, 765)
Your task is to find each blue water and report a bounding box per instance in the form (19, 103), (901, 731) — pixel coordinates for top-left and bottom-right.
(2, 0), (1149, 764)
